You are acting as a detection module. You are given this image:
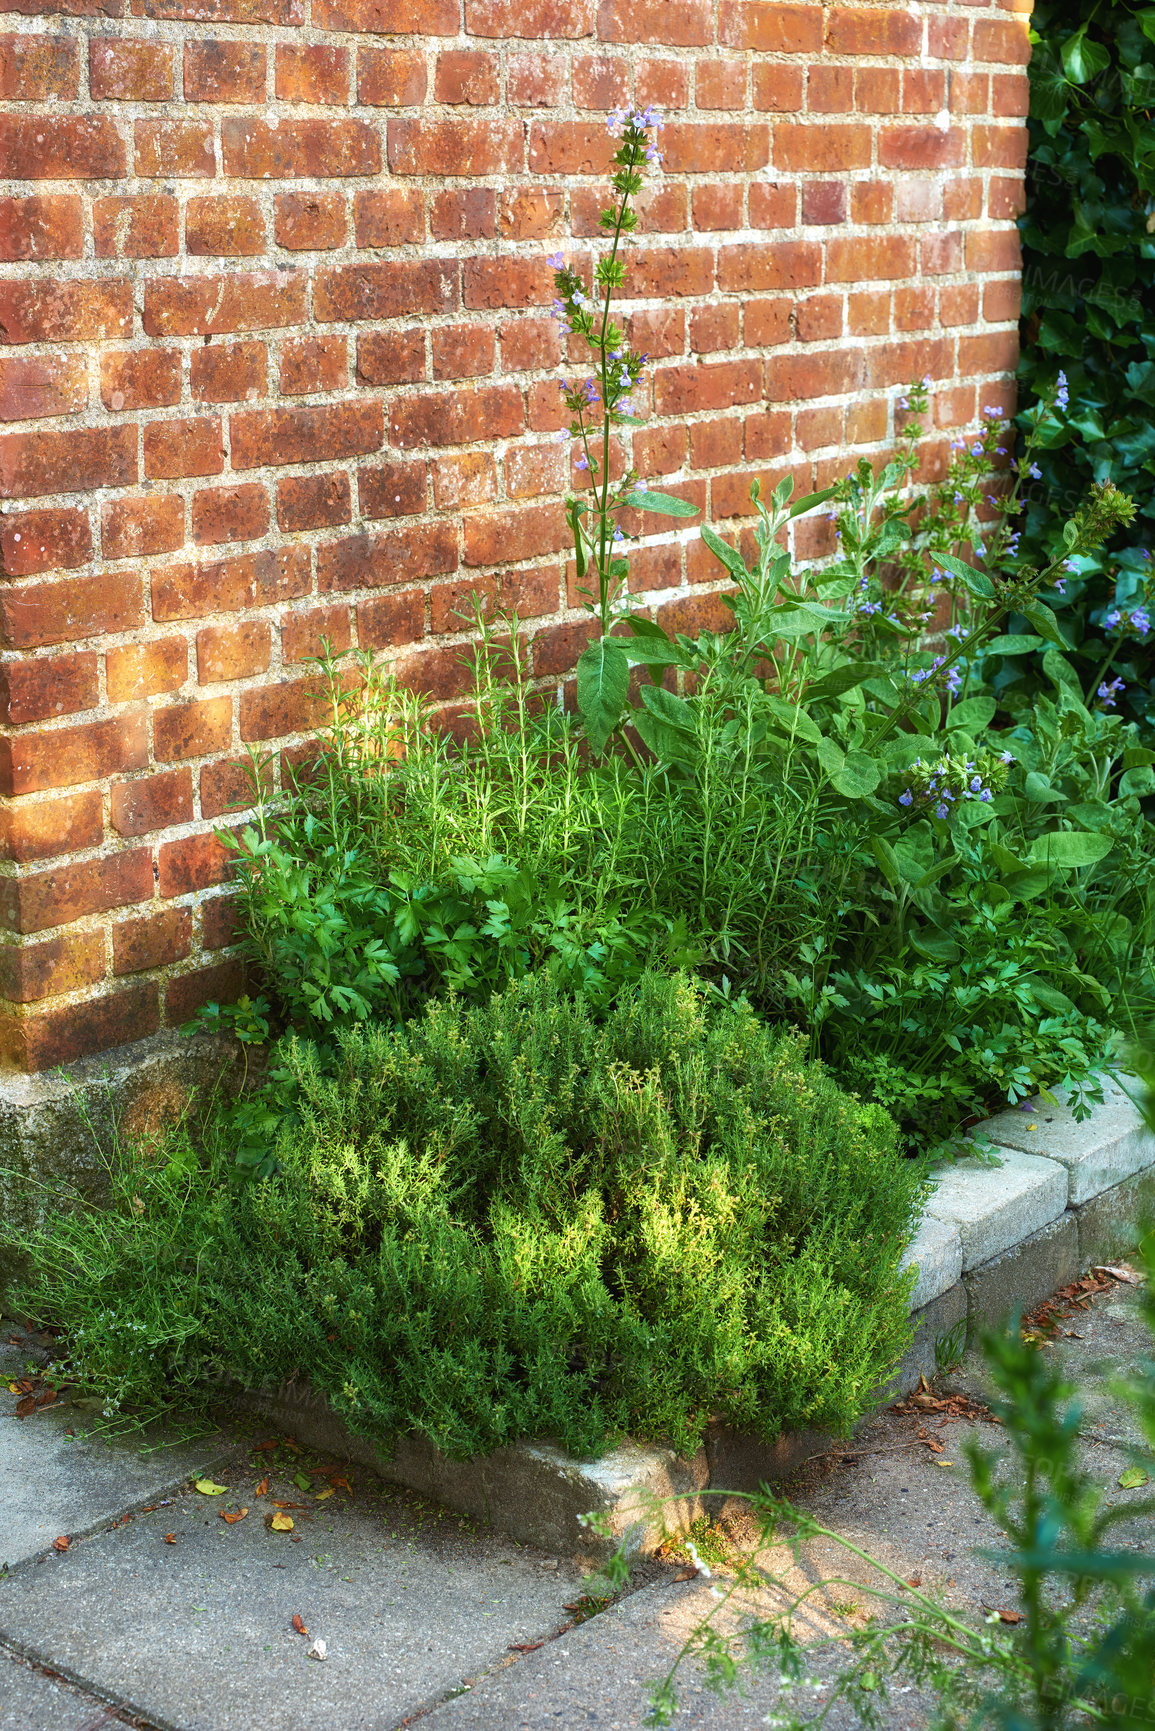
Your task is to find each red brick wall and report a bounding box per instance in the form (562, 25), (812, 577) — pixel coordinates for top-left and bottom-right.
(0, 0), (1030, 1071)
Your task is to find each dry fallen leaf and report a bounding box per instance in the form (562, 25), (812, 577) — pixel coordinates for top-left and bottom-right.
(328, 1474), (351, 1493)
(307, 1638), (326, 1661)
(292, 1614), (308, 1636)
(673, 1566), (700, 1582)
(195, 1479), (228, 1496)
(254, 1476), (270, 1498)
(220, 1508), (249, 1525)
(1094, 1264), (1143, 1286)
(313, 1487), (334, 1502)
(253, 1439), (278, 1453)
(272, 1500), (307, 1510)
(508, 1641), (543, 1652)
(164, 1533), (177, 1545)
(15, 1396), (35, 1419)
(52, 1536), (69, 1553)
(906, 1575), (922, 1588)
(270, 1512), (294, 1532)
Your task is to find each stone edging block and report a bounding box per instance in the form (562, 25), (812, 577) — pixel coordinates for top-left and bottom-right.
(981, 1081), (1155, 1205)
(924, 1147), (1068, 1270)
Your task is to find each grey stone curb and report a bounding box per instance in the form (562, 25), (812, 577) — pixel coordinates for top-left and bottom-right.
(249, 1079), (1155, 1561)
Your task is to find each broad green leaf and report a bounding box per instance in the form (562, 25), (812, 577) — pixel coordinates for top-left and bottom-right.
(881, 734), (937, 769)
(632, 709), (696, 768)
(1025, 771), (1066, 804)
(1018, 599), (1071, 650)
(1042, 648), (1081, 690)
(1120, 764), (1155, 796)
(934, 551), (995, 598)
(699, 524), (749, 583)
(625, 616), (673, 643)
(576, 638), (630, 754)
(806, 660), (885, 701)
(787, 486), (836, 520)
(985, 634), (1046, 656)
(638, 683), (695, 734)
(1026, 831), (1114, 869)
(1061, 26), (1110, 83)
(988, 841), (1027, 876)
(1118, 1466), (1150, 1489)
(909, 926), (960, 963)
(763, 696), (823, 744)
(871, 836), (900, 888)
(818, 739), (880, 798)
(624, 488), (699, 518)
(196, 1479), (228, 1495)
(947, 696), (996, 734)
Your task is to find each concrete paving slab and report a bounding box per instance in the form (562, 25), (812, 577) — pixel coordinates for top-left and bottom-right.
(0, 1455), (582, 1731)
(981, 1082), (1155, 1205)
(0, 1354), (236, 1574)
(0, 1648), (148, 1731)
(900, 1213), (963, 1310)
(925, 1147), (1066, 1269)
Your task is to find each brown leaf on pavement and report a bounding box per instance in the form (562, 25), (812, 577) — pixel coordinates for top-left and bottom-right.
(164, 1534), (177, 1544)
(673, 1566), (700, 1582)
(254, 1476), (269, 1498)
(52, 1536), (69, 1552)
(292, 1614), (308, 1636)
(220, 1508), (249, 1524)
(508, 1641), (543, 1652)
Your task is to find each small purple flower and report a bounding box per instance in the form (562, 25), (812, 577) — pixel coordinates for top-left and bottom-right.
(971, 443), (984, 456)
(575, 455), (590, 472)
(1098, 677), (1124, 709)
(922, 374), (932, 387)
(899, 790), (913, 807)
(1055, 370), (1069, 410)
(980, 789), (993, 803)
(970, 775), (983, 792)
(1029, 463), (1042, 480)
(983, 405), (1002, 417)
(1105, 609), (1122, 630)
(1000, 751), (1016, 765)
(945, 667), (963, 694)
(1054, 578), (1066, 595)
(935, 802), (950, 820)
(547, 251), (565, 270)
(612, 525), (625, 544)
(1131, 607), (1151, 636)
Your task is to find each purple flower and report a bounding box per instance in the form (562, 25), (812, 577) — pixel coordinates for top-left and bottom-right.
(1000, 751), (1016, 764)
(899, 790), (914, 807)
(983, 405), (1002, 417)
(575, 455), (590, 472)
(945, 667), (963, 694)
(922, 374), (932, 386)
(980, 789), (993, 803)
(1055, 370), (1069, 410)
(1131, 607), (1151, 636)
(970, 775), (983, 792)
(1105, 609), (1122, 630)
(547, 251), (565, 270)
(1029, 463), (1042, 480)
(935, 802), (950, 820)
(612, 526), (625, 544)
(1054, 578), (1066, 595)
(1098, 677), (1124, 708)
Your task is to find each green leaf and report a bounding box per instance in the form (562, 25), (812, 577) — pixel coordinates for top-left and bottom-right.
(806, 660), (885, 702)
(1061, 26), (1110, 83)
(700, 524), (748, 583)
(947, 696), (996, 734)
(1042, 648), (1081, 691)
(1018, 599), (1071, 651)
(576, 638), (630, 754)
(624, 488), (699, 518)
(1120, 765), (1155, 796)
(818, 738), (880, 798)
(638, 683), (695, 734)
(984, 634), (1046, 656)
(1118, 1466), (1150, 1489)
(1025, 831), (1114, 869)
(933, 551), (995, 598)
(1025, 771), (1066, 804)
(871, 836), (900, 888)
(787, 486), (836, 521)
(763, 696), (823, 744)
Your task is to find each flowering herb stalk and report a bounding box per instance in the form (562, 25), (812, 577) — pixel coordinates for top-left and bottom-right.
(548, 107), (699, 752)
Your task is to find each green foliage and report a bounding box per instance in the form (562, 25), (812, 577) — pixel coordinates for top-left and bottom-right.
(8, 972), (923, 1460)
(1017, 0), (1155, 726)
(631, 1240), (1155, 1730)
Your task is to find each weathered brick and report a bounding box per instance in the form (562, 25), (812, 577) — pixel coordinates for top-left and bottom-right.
(507, 52), (567, 107)
(314, 259), (456, 323)
(358, 459), (427, 518)
(504, 440), (566, 498)
(0, 929), (104, 1005)
(718, 1), (823, 50)
(467, 0), (593, 34)
(157, 828), (234, 896)
(200, 892), (241, 952)
(0, 279), (132, 345)
(190, 339), (267, 404)
(1, 570), (142, 650)
(663, 123), (769, 174)
(499, 313), (560, 373)
(1, 507), (91, 577)
(277, 471), (351, 532)
(153, 695), (233, 761)
(186, 194), (266, 256)
(0, 790), (103, 866)
(276, 43), (350, 104)
(430, 451), (496, 510)
(191, 481), (269, 546)
(357, 46), (427, 106)
(463, 502), (567, 567)
(827, 234), (917, 282)
(497, 187), (564, 242)
(436, 48), (500, 104)
(113, 907), (192, 976)
(0, 650), (98, 725)
(162, 956), (248, 1028)
(356, 330), (425, 386)
(356, 590), (425, 651)
(353, 187), (424, 247)
(196, 620), (271, 683)
(879, 126), (965, 171)
(430, 188), (497, 240)
(93, 194), (179, 258)
(774, 123), (871, 171)
(653, 359), (761, 417)
(717, 239), (820, 292)
(0, 195), (83, 262)
(274, 190), (347, 250)
(974, 16), (1031, 66)
(0, 355), (87, 423)
(390, 382), (524, 448)
(89, 36), (171, 100)
(314, 0), (457, 32)
(134, 119), (216, 177)
(230, 400), (382, 469)
(101, 496), (184, 561)
(222, 116), (380, 177)
(132, 0), (304, 18)
(316, 523), (457, 592)
(238, 676), (326, 741)
(281, 602), (351, 663)
(151, 545), (310, 621)
(0, 425), (137, 501)
(0, 711), (147, 796)
(199, 756), (269, 819)
(390, 118), (524, 176)
(463, 257), (555, 310)
(185, 38), (266, 102)
(110, 767), (193, 837)
(0, 32), (79, 101)
(280, 334), (347, 396)
(572, 52), (626, 109)
(106, 637), (188, 702)
(143, 271), (307, 337)
(143, 415), (224, 480)
(826, 5), (921, 54)
(100, 348), (182, 413)
(0, 982), (159, 1073)
(432, 323), (497, 380)
(0, 115), (125, 180)
(527, 120), (614, 175)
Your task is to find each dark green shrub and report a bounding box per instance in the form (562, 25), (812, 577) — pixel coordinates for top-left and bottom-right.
(10, 972), (923, 1461)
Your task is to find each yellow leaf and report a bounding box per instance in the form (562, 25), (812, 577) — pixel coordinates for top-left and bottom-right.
(314, 1487), (334, 1501)
(195, 1479), (228, 1495)
(271, 1512), (294, 1532)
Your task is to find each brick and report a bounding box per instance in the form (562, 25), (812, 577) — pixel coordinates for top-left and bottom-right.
(636, 56), (688, 108)
(93, 194), (179, 258)
(314, 259), (456, 324)
(528, 120), (616, 175)
(801, 181), (846, 226)
(157, 829), (234, 896)
(690, 416), (743, 469)
(113, 907), (192, 976)
(765, 348), (866, 403)
(827, 234), (916, 282)
(632, 422), (686, 476)
(106, 637), (187, 702)
(967, 227), (1022, 274)
(276, 43), (349, 104)
(430, 187), (496, 241)
(794, 294), (842, 342)
(0, 115), (125, 180)
(852, 182), (893, 224)
(432, 323), (496, 381)
(356, 330), (425, 386)
(281, 603), (351, 663)
(959, 331), (1020, 376)
(625, 246), (714, 298)
(196, 620), (271, 683)
(774, 123), (871, 171)
(390, 117), (523, 176)
(663, 123), (769, 174)
(353, 187), (424, 247)
(984, 277), (1021, 323)
(132, 0), (305, 17)
(185, 38), (266, 102)
(507, 52), (567, 107)
(110, 767), (193, 837)
(992, 72), (1030, 119)
(390, 382), (523, 449)
(0, 195), (83, 262)
(102, 496), (184, 561)
(356, 590), (425, 651)
(928, 15), (970, 59)
(693, 185), (743, 230)
(894, 178), (941, 223)
(499, 313), (560, 373)
(718, 1), (823, 50)
(357, 47), (427, 106)
(530, 618), (596, 678)
(436, 48), (499, 104)
(0, 650), (97, 730)
(186, 194), (265, 257)
(154, 696), (233, 761)
(880, 126), (965, 171)
(223, 116), (380, 177)
(0, 279), (131, 345)
(0, 790), (102, 866)
(973, 125), (1029, 171)
(430, 450), (496, 510)
(938, 283), (980, 328)
(313, 0), (458, 31)
(752, 63), (802, 112)
(430, 575), (495, 634)
(0, 930), (105, 1005)
(316, 523), (457, 592)
(0, 32), (79, 100)
(466, 0), (593, 34)
(201, 892), (240, 951)
(749, 182), (796, 227)
(0, 355), (86, 423)
(0, 983), (159, 1073)
(134, 120), (216, 177)
(392, 642), (476, 702)
(0, 507), (91, 577)
(190, 339), (268, 406)
(1, 570), (142, 650)
(238, 676), (326, 741)
(230, 400), (382, 470)
(497, 188), (564, 241)
(200, 755), (270, 818)
(100, 348), (182, 413)
(743, 298), (792, 347)
(599, 0), (709, 41)
(89, 36), (171, 99)
(274, 190), (347, 251)
(904, 68), (946, 114)
(0, 711), (146, 796)
(572, 52), (627, 109)
(895, 284), (935, 330)
(359, 458), (427, 518)
(151, 545), (310, 621)
(277, 471), (351, 532)
(191, 481), (269, 546)
(163, 958), (247, 1028)
(463, 502), (567, 567)
(827, 5), (921, 54)
(143, 415), (224, 480)
(974, 16), (1031, 65)
(280, 334), (347, 396)
(504, 441), (566, 498)
(696, 57), (746, 109)
(0, 425), (137, 501)
(855, 66), (901, 112)
(717, 240), (820, 293)
(921, 230), (963, 275)
(807, 64), (852, 113)
(144, 272), (306, 337)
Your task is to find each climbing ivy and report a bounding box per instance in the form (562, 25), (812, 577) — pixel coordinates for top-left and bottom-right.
(1016, 0), (1155, 724)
